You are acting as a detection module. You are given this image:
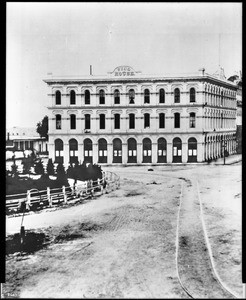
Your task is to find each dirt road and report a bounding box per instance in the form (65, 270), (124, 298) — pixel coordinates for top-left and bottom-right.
(4, 164), (242, 298)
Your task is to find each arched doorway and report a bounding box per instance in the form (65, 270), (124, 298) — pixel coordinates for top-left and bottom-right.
(143, 138), (152, 163)
(173, 138), (182, 163)
(98, 138), (107, 163)
(84, 138), (93, 164)
(69, 139), (78, 164)
(187, 137), (197, 162)
(157, 138), (167, 163)
(127, 138), (137, 163)
(55, 139), (64, 164)
(113, 138), (122, 163)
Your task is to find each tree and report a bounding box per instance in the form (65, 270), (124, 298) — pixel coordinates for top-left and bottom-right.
(22, 156), (32, 174)
(46, 158), (55, 176)
(56, 162), (69, 186)
(36, 115), (48, 140)
(11, 163), (18, 177)
(34, 160), (44, 175)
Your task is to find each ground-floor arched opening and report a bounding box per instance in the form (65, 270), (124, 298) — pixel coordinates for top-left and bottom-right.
(113, 138), (122, 163)
(128, 138), (137, 163)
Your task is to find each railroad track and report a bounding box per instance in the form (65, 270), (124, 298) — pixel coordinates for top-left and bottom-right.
(176, 178), (238, 299)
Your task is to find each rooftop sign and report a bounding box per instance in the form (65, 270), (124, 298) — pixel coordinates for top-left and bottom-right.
(109, 66), (141, 77)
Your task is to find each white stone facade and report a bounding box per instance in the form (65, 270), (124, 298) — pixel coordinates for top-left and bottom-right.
(43, 66), (237, 166)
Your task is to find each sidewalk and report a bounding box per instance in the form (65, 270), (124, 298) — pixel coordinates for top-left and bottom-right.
(210, 154), (242, 165)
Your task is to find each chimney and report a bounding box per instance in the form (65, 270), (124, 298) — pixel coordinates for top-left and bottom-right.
(90, 65), (92, 76)
(199, 68), (205, 76)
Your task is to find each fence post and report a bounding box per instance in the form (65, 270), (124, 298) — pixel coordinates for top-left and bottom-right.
(47, 187), (52, 207)
(62, 185), (67, 204)
(26, 190), (31, 210)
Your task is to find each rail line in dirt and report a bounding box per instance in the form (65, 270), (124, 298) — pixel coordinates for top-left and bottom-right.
(176, 177), (238, 299)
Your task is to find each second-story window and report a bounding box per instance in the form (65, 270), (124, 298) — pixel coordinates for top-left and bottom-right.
(174, 112), (180, 128)
(144, 89), (150, 104)
(70, 114), (76, 129)
(144, 113), (150, 128)
(99, 89), (105, 104)
(85, 114), (91, 130)
(114, 89), (120, 104)
(159, 113), (165, 128)
(189, 112), (196, 128)
(159, 89), (165, 103)
(55, 91), (61, 105)
(56, 114), (61, 129)
(129, 113), (135, 129)
(85, 90), (90, 105)
(190, 88), (196, 103)
(70, 90), (76, 105)
(114, 114), (120, 129)
(129, 89), (135, 104)
(174, 88), (180, 103)
(99, 114), (105, 129)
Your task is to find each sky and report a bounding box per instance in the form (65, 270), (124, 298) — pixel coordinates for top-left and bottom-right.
(6, 2), (242, 128)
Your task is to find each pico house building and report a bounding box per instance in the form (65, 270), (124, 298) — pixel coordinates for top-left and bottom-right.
(43, 66), (237, 166)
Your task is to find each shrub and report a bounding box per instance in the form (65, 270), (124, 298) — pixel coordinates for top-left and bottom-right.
(46, 159), (55, 176)
(34, 160), (44, 175)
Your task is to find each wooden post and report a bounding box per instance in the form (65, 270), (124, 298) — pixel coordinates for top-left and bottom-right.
(47, 187), (52, 207)
(26, 190), (31, 211)
(62, 186), (67, 204)
(243, 284), (246, 298)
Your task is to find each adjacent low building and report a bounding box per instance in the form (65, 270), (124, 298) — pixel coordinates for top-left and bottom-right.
(43, 66), (237, 166)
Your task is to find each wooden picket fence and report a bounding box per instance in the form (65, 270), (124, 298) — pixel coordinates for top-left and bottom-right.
(6, 171), (120, 215)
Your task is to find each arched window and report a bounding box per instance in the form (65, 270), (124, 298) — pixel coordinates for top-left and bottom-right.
(99, 89), (105, 104)
(84, 138), (93, 163)
(55, 91), (61, 105)
(99, 114), (105, 129)
(114, 114), (120, 129)
(159, 113), (165, 128)
(144, 113), (150, 128)
(174, 113), (180, 128)
(129, 113), (135, 129)
(85, 90), (90, 105)
(85, 114), (91, 130)
(144, 89), (150, 104)
(129, 89), (135, 104)
(159, 89), (165, 103)
(70, 114), (76, 129)
(55, 139), (64, 164)
(69, 139), (78, 164)
(56, 114), (61, 129)
(221, 91), (224, 106)
(190, 88), (196, 102)
(98, 138), (107, 163)
(70, 90), (76, 105)
(188, 137), (197, 162)
(114, 89), (120, 104)
(143, 138), (152, 163)
(173, 137), (182, 163)
(127, 138), (137, 163)
(174, 88), (180, 103)
(157, 138), (167, 163)
(189, 112), (196, 128)
(113, 138), (122, 163)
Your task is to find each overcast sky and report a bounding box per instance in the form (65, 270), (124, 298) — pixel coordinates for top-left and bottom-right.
(6, 2), (242, 129)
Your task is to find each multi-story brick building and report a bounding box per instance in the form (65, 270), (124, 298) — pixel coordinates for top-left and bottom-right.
(43, 66), (237, 166)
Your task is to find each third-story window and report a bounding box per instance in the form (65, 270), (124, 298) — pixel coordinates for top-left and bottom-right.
(159, 113), (165, 128)
(189, 112), (196, 128)
(100, 114), (105, 129)
(99, 89), (105, 104)
(85, 90), (90, 105)
(70, 90), (76, 105)
(144, 89), (150, 104)
(129, 89), (135, 104)
(174, 88), (180, 103)
(114, 89), (120, 104)
(56, 114), (61, 129)
(144, 113), (150, 128)
(159, 88), (165, 103)
(70, 114), (76, 129)
(129, 113), (135, 129)
(55, 91), (61, 105)
(190, 88), (196, 102)
(85, 114), (90, 130)
(174, 113), (180, 128)
(114, 114), (120, 129)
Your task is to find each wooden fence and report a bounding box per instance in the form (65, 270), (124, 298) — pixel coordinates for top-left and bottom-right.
(6, 171), (120, 215)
